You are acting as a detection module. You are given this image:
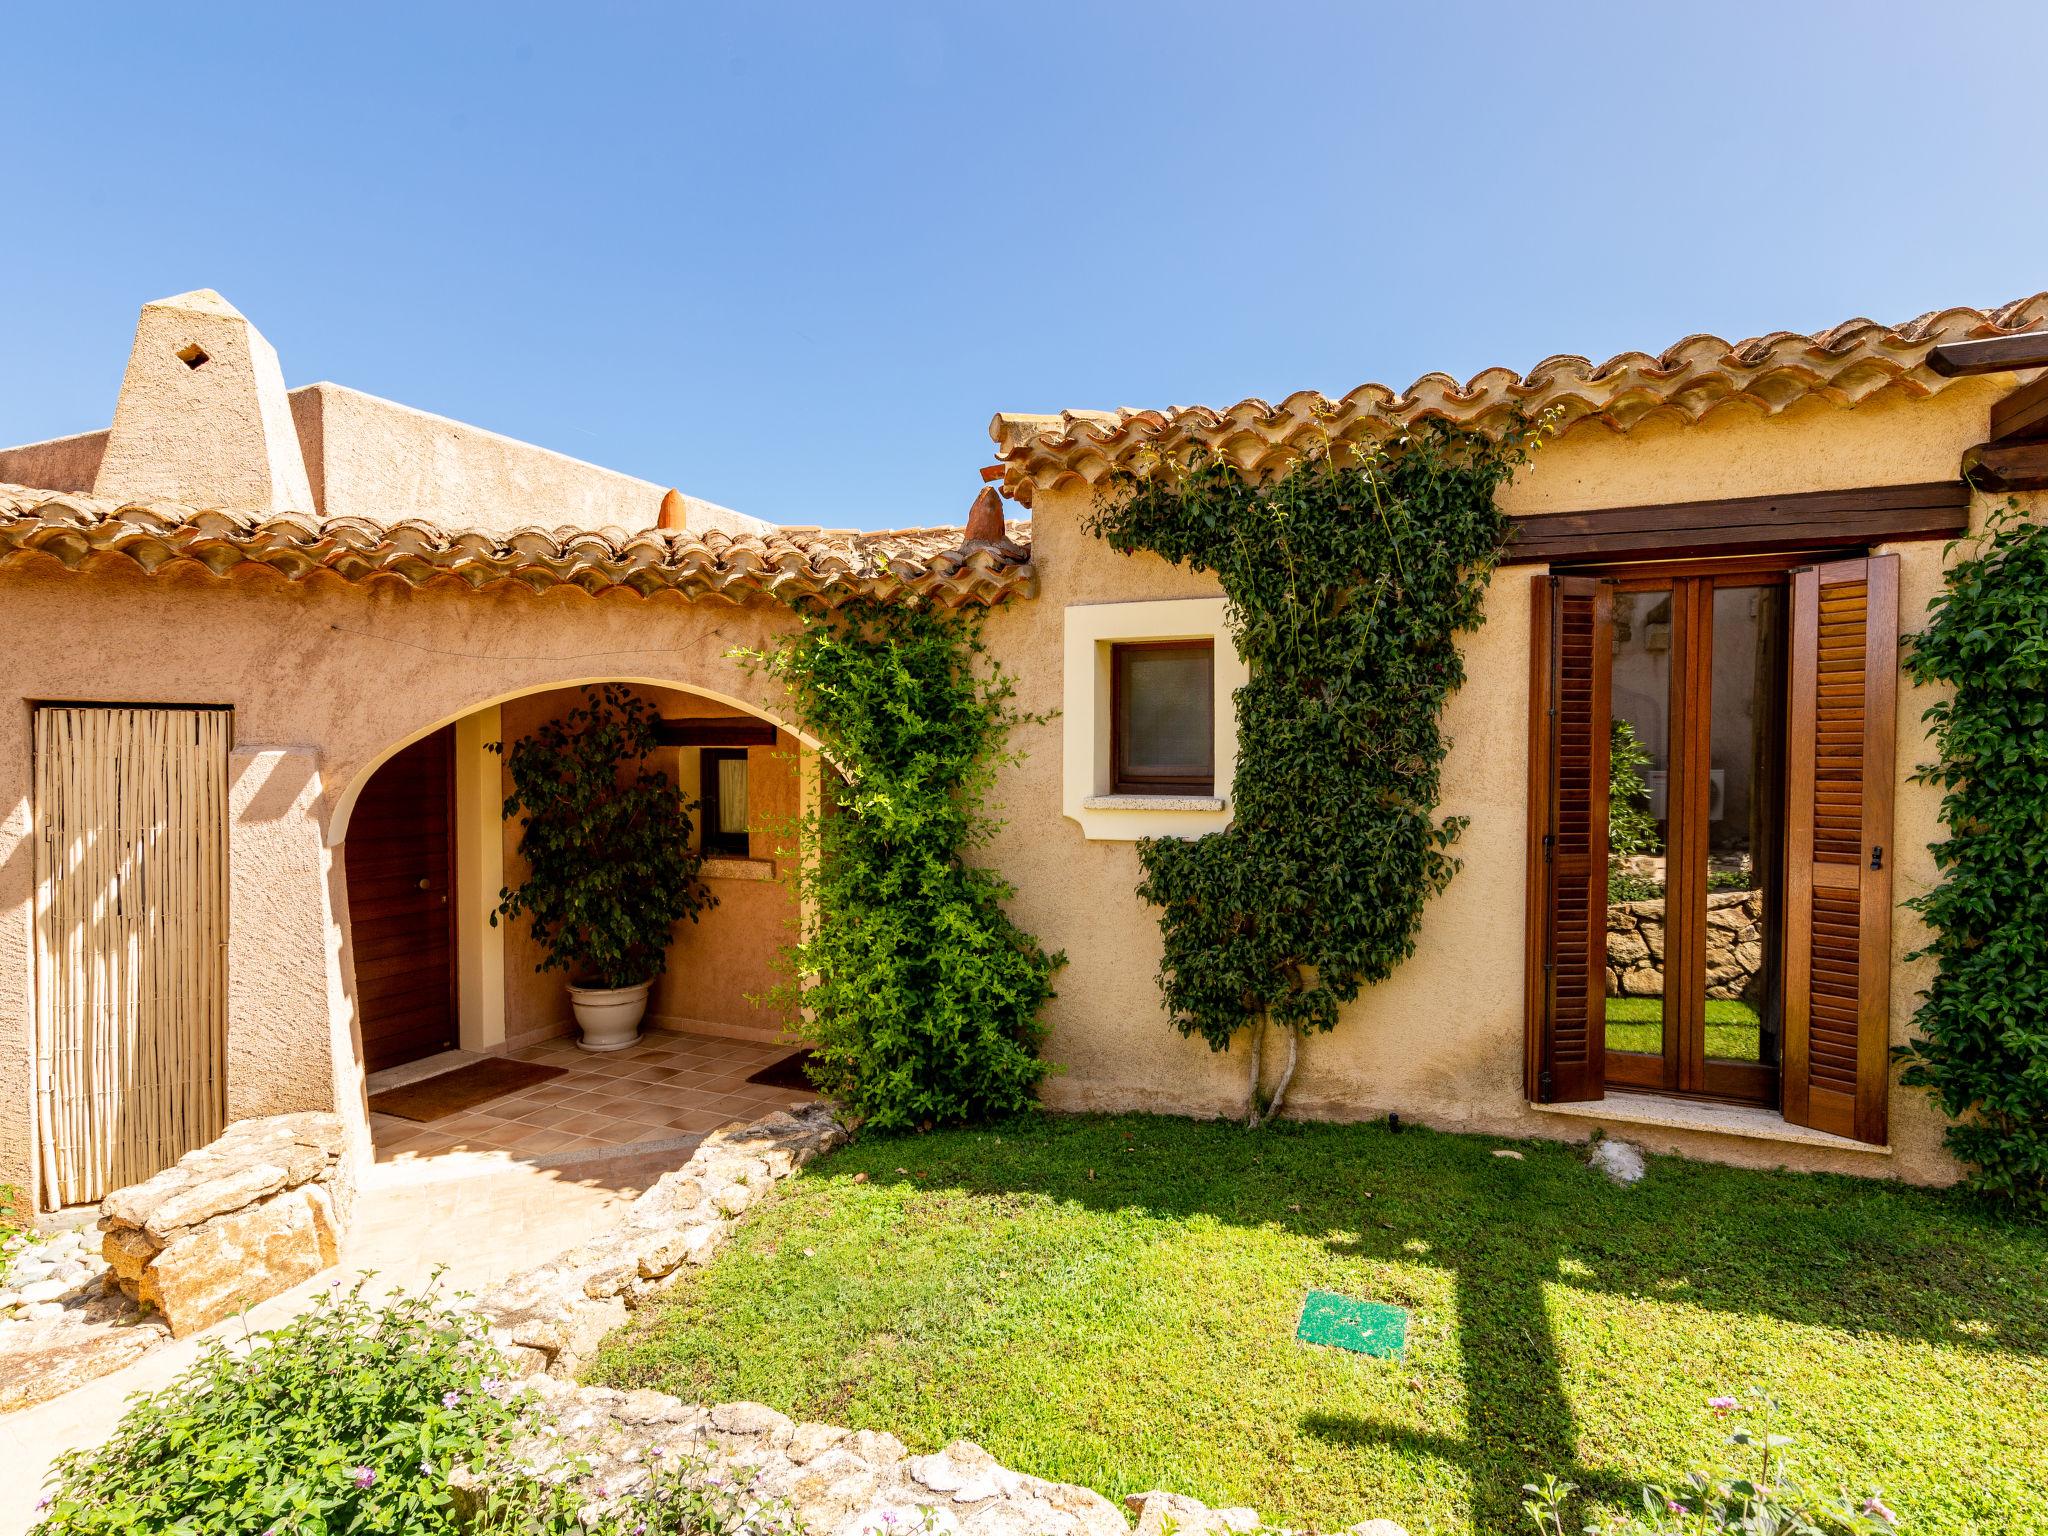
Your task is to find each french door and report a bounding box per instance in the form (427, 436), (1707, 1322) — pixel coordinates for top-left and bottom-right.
(1529, 554), (1896, 1141)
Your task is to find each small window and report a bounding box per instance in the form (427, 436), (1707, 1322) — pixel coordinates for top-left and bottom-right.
(699, 748), (750, 857)
(1112, 640), (1215, 795)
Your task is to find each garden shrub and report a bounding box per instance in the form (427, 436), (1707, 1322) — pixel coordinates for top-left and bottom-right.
(1608, 719), (1662, 903)
(1087, 424), (1529, 1121)
(1898, 500), (2048, 1217)
(34, 1280), (526, 1535)
(743, 600), (1063, 1130)
(492, 682), (714, 990)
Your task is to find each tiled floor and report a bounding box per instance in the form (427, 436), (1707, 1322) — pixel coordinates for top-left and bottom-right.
(370, 1030), (816, 1163)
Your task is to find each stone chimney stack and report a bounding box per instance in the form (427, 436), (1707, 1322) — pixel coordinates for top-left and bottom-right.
(92, 289), (314, 514)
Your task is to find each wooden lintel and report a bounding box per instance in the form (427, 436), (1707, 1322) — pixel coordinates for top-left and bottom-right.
(655, 717), (779, 748)
(1990, 371), (2048, 445)
(1966, 441), (2048, 493)
(1925, 331), (2048, 378)
(1505, 482), (1969, 566)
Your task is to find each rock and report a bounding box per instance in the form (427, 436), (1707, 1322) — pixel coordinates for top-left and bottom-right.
(790, 1422), (852, 1463)
(17, 1278), (67, 1304)
(94, 1116), (353, 1338)
(1347, 1522), (1411, 1536)
(710, 1400), (795, 1442)
(1590, 1139), (1647, 1184)
(132, 1182), (343, 1335)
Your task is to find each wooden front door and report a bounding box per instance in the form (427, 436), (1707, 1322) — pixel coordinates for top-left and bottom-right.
(345, 728), (458, 1072)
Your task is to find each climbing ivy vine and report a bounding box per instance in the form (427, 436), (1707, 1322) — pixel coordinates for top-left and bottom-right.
(741, 600), (1064, 1131)
(1899, 500), (2048, 1217)
(1088, 423), (1532, 1123)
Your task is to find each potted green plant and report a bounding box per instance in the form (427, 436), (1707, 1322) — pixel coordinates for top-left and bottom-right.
(492, 683), (715, 1050)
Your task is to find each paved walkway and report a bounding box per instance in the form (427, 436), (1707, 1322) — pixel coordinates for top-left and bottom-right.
(374, 1031), (815, 1161)
(0, 1142), (693, 1536)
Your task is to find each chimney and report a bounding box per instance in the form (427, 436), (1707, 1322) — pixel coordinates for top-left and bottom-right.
(92, 289), (315, 514)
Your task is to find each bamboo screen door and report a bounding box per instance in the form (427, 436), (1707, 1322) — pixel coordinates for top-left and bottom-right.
(32, 706), (230, 1208)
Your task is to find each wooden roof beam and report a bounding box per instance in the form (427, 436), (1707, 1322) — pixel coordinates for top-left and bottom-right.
(1964, 441), (2048, 493)
(1925, 331), (2048, 377)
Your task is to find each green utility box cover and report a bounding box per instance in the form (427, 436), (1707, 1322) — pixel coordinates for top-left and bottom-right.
(1296, 1290), (1408, 1358)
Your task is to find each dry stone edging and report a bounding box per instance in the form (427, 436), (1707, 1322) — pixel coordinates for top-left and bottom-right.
(464, 1099), (1411, 1536)
(455, 1376), (1410, 1536)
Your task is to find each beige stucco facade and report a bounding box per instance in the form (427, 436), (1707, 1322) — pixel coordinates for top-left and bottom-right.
(1, 287), (2039, 1210)
(981, 378), (2031, 1190)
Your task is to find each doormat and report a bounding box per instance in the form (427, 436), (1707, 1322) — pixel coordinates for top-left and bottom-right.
(368, 1058), (566, 1122)
(746, 1049), (816, 1091)
(1296, 1290), (1408, 1358)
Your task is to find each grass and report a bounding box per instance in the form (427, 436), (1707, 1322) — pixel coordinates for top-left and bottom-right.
(1605, 997), (1762, 1061)
(593, 1114), (2048, 1536)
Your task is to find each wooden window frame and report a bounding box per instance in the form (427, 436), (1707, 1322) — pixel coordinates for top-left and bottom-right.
(699, 747), (750, 858)
(1110, 639), (1216, 797)
(1528, 545), (1898, 1142)
(1596, 566), (1785, 1107)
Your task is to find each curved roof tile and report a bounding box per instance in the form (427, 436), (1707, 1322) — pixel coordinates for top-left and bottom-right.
(0, 486), (1035, 608)
(989, 296), (2048, 504)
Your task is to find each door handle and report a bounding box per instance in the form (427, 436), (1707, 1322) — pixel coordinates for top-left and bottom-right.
(1870, 844), (1884, 872)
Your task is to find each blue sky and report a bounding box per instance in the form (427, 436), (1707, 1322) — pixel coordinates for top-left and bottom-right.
(6, 4), (2043, 530)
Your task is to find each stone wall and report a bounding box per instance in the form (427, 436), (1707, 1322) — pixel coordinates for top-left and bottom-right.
(475, 1102), (846, 1379)
(98, 1112), (353, 1337)
(454, 1377), (1408, 1536)
(1606, 890), (1764, 1003)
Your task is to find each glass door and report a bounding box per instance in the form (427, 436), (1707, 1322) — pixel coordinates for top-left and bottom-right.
(1601, 567), (1785, 1104)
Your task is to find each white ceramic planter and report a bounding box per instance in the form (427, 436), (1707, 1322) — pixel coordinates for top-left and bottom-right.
(566, 980), (653, 1052)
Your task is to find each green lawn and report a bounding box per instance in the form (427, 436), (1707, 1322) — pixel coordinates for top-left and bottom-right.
(1606, 997), (1763, 1061)
(592, 1115), (2047, 1536)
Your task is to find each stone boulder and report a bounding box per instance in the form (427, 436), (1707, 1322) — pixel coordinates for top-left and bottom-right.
(97, 1112), (353, 1337)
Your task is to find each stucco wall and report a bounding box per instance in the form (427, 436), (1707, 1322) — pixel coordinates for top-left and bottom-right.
(1, 387), (764, 538)
(0, 377), (2024, 1205)
(0, 428), (109, 494)
(0, 560), (818, 1203)
(291, 384), (765, 536)
(981, 385), (2017, 1188)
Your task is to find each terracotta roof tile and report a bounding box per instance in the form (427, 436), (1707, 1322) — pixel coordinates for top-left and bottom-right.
(0, 486), (1035, 607)
(989, 296), (2048, 504)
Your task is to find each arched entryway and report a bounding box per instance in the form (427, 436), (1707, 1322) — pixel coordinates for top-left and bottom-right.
(338, 679), (823, 1165)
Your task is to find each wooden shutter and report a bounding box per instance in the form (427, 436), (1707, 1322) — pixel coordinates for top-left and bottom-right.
(1783, 555), (1896, 1143)
(1527, 575), (1611, 1101)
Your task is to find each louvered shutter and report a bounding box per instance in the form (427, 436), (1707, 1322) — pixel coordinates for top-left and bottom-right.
(1532, 575), (1611, 1101)
(1783, 555), (1896, 1144)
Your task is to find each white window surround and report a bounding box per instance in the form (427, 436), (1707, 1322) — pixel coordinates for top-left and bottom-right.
(1063, 597), (1248, 842)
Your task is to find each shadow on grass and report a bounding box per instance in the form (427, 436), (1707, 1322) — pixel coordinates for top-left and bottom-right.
(808, 1112), (2046, 1531)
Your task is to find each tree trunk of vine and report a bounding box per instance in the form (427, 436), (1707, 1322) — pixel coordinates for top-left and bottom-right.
(1266, 1028), (1300, 1124)
(1244, 1014), (1266, 1128)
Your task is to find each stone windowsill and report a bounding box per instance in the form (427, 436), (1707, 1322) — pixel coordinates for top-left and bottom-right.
(1081, 793), (1227, 813)
(1531, 1090), (1891, 1155)
(700, 856), (775, 881)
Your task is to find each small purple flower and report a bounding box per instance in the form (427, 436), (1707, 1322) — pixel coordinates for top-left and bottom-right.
(883, 1514), (898, 1525)
(1865, 1495), (1898, 1524)
(442, 1390), (462, 1410)
(1708, 1395), (1738, 1413)
(350, 1466), (377, 1490)
(480, 1374), (504, 1398)
(35, 1498), (52, 1514)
